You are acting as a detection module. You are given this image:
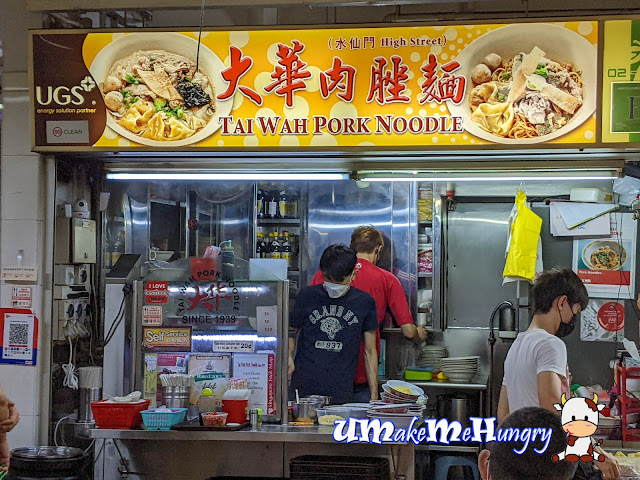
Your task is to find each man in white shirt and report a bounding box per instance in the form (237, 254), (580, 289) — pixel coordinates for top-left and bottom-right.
(498, 268), (619, 480)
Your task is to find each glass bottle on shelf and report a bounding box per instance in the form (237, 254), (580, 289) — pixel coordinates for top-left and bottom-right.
(278, 189), (288, 219)
(268, 190), (278, 219)
(287, 187), (299, 219)
(271, 234), (282, 259)
(256, 232), (265, 258)
(257, 189), (265, 219)
(282, 231), (292, 268)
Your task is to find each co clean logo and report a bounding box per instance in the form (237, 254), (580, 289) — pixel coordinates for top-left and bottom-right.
(35, 76), (96, 106)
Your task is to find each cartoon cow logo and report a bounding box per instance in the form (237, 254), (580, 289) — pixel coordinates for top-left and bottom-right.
(552, 393), (605, 463)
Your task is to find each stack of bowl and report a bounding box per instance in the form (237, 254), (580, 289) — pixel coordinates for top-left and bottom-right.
(440, 356), (479, 382)
(369, 380), (426, 429)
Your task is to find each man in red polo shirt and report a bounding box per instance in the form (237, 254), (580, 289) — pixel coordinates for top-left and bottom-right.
(311, 225), (427, 402)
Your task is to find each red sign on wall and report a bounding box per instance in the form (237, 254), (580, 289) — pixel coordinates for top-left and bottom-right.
(145, 281), (169, 304)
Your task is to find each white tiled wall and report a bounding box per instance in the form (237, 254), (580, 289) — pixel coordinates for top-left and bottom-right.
(1, 0), (52, 449)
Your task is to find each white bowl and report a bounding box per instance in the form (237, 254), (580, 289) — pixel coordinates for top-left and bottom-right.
(448, 23), (597, 145)
(581, 240), (627, 271)
(89, 32), (233, 147)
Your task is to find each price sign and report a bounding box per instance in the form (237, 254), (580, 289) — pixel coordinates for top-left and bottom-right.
(212, 340), (254, 352)
(257, 305), (277, 337)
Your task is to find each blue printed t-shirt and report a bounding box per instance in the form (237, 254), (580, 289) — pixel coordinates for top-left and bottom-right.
(290, 284), (378, 404)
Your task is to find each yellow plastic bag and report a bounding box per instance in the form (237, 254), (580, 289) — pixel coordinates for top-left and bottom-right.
(503, 190), (543, 283)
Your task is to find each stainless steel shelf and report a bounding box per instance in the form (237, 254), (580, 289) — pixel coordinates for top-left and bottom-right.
(418, 273), (432, 278)
(406, 376), (489, 391)
(257, 218), (301, 225)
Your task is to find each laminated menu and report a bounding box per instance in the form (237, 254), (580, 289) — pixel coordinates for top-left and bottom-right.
(156, 353), (187, 404)
(189, 354), (230, 406)
(232, 353), (276, 415)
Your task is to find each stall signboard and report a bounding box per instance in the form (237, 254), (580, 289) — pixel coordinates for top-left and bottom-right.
(572, 213), (637, 299)
(602, 20), (640, 143)
(30, 21), (597, 151)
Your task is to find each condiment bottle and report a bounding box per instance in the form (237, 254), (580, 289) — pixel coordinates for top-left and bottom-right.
(278, 189), (288, 218)
(271, 235), (281, 259)
(282, 232), (292, 268)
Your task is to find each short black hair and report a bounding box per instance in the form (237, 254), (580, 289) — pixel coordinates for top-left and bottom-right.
(319, 244), (357, 283)
(532, 268), (589, 314)
(489, 407), (575, 480)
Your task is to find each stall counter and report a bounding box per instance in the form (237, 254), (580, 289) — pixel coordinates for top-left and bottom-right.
(90, 425), (415, 479)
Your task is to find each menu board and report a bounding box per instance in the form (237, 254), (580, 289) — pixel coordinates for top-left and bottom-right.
(602, 20), (640, 143)
(572, 213), (637, 299)
(30, 21), (597, 151)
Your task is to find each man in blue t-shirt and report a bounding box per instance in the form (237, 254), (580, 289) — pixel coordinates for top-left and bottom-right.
(288, 244), (379, 404)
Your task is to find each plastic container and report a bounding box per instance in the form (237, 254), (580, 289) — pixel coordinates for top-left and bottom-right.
(316, 407), (351, 425)
(90, 399), (150, 430)
(222, 399), (248, 424)
(141, 408), (186, 431)
(405, 366), (434, 381)
(202, 412), (228, 427)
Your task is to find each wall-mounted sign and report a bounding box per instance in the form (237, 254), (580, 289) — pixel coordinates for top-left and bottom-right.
(142, 326), (192, 351)
(0, 310), (38, 366)
(30, 21), (597, 151)
(1, 266), (38, 282)
(602, 20), (640, 143)
(572, 213), (637, 299)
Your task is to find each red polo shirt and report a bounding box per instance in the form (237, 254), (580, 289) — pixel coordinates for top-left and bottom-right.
(311, 258), (413, 384)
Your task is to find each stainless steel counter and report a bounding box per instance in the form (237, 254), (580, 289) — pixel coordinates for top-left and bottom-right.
(90, 424), (409, 444)
(92, 424), (415, 479)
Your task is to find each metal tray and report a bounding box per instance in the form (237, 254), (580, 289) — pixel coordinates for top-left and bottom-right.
(171, 419), (250, 431)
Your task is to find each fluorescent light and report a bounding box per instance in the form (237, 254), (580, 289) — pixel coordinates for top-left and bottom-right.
(192, 334), (277, 342)
(358, 169), (621, 182)
(106, 172), (348, 181)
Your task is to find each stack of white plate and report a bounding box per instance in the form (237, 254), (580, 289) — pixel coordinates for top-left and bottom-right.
(415, 345), (447, 369)
(440, 356), (479, 383)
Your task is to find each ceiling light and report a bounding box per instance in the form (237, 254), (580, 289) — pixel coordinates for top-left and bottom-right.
(106, 172), (349, 181)
(358, 169), (621, 182)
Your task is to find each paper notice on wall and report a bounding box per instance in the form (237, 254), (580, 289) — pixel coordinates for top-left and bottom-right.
(232, 353), (276, 415)
(142, 306), (162, 326)
(580, 299), (625, 342)
(572, 213), (636, 298)
(256, 305), (277, 337)
(144, 353), (158, 406)
(188, 354), (230, 406)
(550, 203), (611, 237)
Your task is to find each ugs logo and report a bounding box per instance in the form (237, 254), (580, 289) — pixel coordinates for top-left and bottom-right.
(36, 76), (96, 106)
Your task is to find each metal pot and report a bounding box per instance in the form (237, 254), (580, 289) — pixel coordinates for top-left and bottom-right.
(291, 398), (323, 423)
(162, 386), (190, 408)
(436, 394), (472, 428)
(305, 395), (332, 407)
(8, 446), (89, 479)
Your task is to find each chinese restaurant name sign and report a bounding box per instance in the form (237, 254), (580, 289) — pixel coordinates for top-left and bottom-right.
(30, 22), (599, 151)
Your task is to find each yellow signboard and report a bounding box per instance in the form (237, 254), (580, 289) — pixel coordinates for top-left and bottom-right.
(31, 22), (598, 151)
(602, 20), (640, 143)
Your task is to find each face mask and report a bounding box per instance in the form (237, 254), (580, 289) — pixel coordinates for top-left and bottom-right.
(556, 305), (579, 338)
(324, 281), (350, 299)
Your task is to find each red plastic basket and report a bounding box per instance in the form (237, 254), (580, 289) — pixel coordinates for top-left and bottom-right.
(90, 400), (151, 429)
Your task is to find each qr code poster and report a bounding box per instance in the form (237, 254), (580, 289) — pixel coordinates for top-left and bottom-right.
(580, 300), (624, 342)
(0, 310), (38, 365)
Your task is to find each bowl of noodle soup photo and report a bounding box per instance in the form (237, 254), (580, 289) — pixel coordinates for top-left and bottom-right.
(89, 32), (233, 147)
(582, 241), (627, 271)
(448, 23), (596, 144)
